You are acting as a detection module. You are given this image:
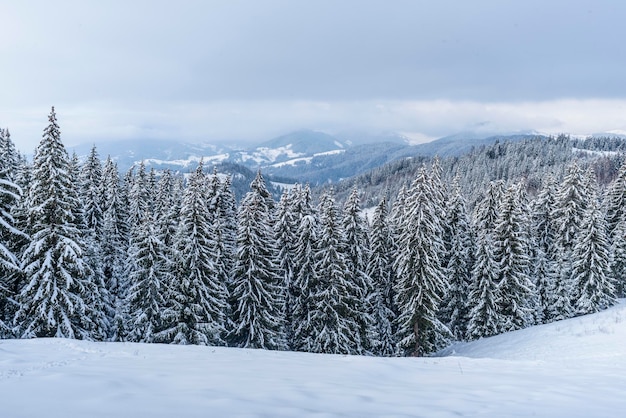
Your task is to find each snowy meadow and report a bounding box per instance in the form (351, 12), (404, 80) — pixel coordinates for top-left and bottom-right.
(2, 300), (626, 417)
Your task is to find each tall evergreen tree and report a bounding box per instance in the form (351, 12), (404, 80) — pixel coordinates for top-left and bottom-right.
(466, 180), (503, 340)
(553, 163), (588, 320)
(605, 160), (626, 238)
(531, 175), (560, 323)
(493, 182), (536, 333)
(154, 169), (179, 250)
(229, 171), (286, 350)
(610, 216), (626, 298)
(290, 213), (319, 352)
(15, 107), (98, 339)
(125, 212), (168, 343)
(439, 178), (473, 340)
(571, 185), (616, 315)
(274, 188), (299, 348)
(341, 187), (374, 354)
(0, 128), (26, 337)
(393, 169), (450, 356)
(159, 163), (228, 345)
(308, 191), (361, 354)
(466, 231), (500, 340)
(367, 198), (397, 356)
(101, 156), (129, 340)
(80, 146), (104, 237)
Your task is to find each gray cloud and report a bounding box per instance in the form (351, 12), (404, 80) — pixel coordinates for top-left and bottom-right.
(2, 1), (626, 151)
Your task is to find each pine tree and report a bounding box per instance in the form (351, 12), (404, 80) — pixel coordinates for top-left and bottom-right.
(531, 175), (560, 323)
(80, 146), (104, 237)
(154, 169), (179, 250)
(439, 178), (473, 340)
(15, 107), (97, 339)
(101, 156), (130, 341)
(571, 187), (617, 315)
(308, 191), (361, 354)
(393, 169), (450, 356)
(290, 213), (319, 352)
(274, 188), (298, 348)
(610, 217), (626, 298)
(493, 182), (535, 333)
(124, 160), (168, 343)
(367, 198), (397, 356)
(605, 160), (626, 238)
(125, 212), (168, 343)
(552, 163), (588, 320)
(341, 187), (374, 354)
(473, 180), (505, 233)
(159, 162), (228, 345)
(127, 161), (151, 228)
(0, 128), (26, 337)
(229, 171), (286, 350)
(466, 231), (500, 340)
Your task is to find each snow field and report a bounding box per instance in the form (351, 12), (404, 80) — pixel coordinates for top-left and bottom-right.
(2, 301), (626, 417)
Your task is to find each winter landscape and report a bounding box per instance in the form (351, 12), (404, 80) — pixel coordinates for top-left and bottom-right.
(4, 1), (626, 417)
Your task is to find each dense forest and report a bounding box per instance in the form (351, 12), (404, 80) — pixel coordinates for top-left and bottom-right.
(0, 108), (624, 356)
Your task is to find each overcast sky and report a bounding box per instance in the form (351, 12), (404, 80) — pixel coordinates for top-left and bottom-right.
(2, 0), (626, 152)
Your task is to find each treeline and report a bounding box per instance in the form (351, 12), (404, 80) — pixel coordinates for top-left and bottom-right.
(0, 108), (624, 356)
(328, 134), (626, 209)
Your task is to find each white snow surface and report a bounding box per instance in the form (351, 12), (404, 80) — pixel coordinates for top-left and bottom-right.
(2, 301), (626, 417)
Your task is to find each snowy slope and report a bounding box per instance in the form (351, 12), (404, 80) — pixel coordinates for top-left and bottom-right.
(2, 302), (626, 417)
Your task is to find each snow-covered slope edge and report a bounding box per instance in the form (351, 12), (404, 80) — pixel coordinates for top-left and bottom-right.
(1, 303), (626, 417)
(437, 299), (626, 361)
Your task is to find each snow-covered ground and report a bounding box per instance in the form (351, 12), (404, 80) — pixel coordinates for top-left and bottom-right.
(2, 302), (626, 417)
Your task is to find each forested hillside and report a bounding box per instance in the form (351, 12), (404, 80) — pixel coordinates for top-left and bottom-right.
(0, 108), (624, 356)
(327, 135), (625, 208)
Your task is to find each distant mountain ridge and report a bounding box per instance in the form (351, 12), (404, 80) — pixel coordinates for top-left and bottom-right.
(68, 129), (547, 186)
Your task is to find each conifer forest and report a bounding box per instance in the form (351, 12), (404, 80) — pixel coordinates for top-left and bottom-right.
(1, 107), (625, 357)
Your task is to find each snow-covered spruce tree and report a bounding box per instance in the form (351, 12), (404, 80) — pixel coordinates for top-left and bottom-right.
(127, 161), (151, 228)
(274, 188), (299, 348)
(0, 128), (19, 181)
(367, 198), (397, 356)
(80, 145), (104, 237)
(101, 156), (130, 341)
(493, 182), (535, 332)
(466, 181), (503, 340)
(124, 160), (170, 343)
(77, 146), (112, 339)
(530, 175), (560, 323)
(552, 163), (589, 320)
(307, 190), (362, 354)
(125, 210), (169, 343)
(228, 171), (286, 350)
(211, 174), (237, 322)
(571, 181), (616, 315)
(0, 128), (26, 337)
(341, 187), (374, 354)
(291, 213), (319, 352)
(393, 168), (450, 356)
(216, 175), (238, 279)
(493, 182), (536, 333)
(159, 162), (228, 345)
(5, 154), (32, 324)
(473, 180), (505, 233)
(466, 230), (500, 340)
(439, 178), (473, 341)
(154, 169), (180, 250)
(610, 216), (626, 298)
(15, 107), (100, 339)
(605, 160), (626, 238)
